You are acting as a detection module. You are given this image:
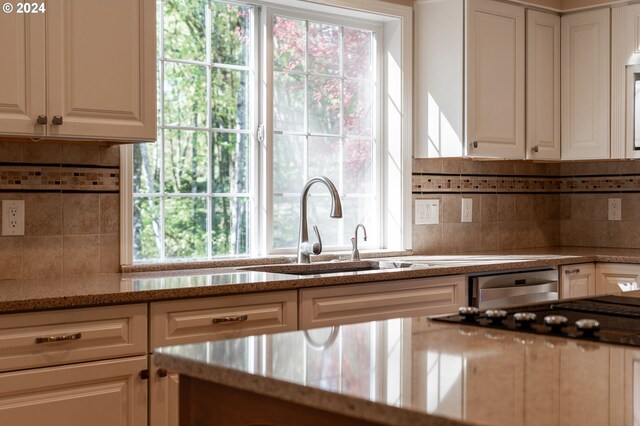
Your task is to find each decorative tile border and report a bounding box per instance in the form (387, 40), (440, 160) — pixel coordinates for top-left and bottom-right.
(0, 165), (119, 191)
(412, 173), (640, 194)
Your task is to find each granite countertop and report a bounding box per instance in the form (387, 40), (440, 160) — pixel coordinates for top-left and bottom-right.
(4, 246), (640, 313)
(154, 311), (639, 426)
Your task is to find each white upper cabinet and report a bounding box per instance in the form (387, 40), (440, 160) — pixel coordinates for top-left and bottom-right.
(415, 0), (530, 160)
(0, 13), (45, 136)
(561, 9), (610, 160)
(466, 0), (525, 159)
(414, 0), (464, 158)
(526, 11), (560, 160)
(0, 0), (156, 142)
(611, 4), (640, 159)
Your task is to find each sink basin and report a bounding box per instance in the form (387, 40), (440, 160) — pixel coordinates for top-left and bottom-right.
(239, 260), (414, 276)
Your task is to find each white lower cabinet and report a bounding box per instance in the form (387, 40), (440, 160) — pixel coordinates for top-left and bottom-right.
(560, 263), (596, 299)
(595, 263), (640, 295)
(0, 304), (148, 426)
(299, 275), (465, 329)
(0, 356), (148, 426)
(150, 354), (179, 426)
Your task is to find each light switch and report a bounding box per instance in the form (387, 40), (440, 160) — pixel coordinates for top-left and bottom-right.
(415, 199), (439, 225)
(461, 198), (473, 222)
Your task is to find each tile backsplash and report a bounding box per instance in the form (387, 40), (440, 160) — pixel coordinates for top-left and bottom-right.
(0, 141), (120, 279)
(413, 158), (640, 253)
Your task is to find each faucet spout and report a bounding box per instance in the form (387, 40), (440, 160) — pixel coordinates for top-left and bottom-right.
(298, 176), (343, 264)
(351, 224), (367, 261)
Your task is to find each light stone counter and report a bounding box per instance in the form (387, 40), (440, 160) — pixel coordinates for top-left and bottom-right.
(155, 314), (640, 426)
(5, 246), (640, 313)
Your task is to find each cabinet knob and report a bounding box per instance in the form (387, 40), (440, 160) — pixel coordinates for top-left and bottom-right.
(157, 368), (168, 378)
(471, 141), (479, 149)
(139, 369), (150, 380)
(531, 145), (539, 153)
(52, 115), (63, 125)
(36, 115), (47, 125)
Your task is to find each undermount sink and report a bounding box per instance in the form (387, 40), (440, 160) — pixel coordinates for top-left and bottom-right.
(239, 260), (414, 276)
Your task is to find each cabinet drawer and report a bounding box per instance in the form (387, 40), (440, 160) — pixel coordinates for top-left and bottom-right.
(0, 304), (147, 373)
(0, 356), (148, 426)
(299, 275), (465, 329)
(150, 291), (297, 349)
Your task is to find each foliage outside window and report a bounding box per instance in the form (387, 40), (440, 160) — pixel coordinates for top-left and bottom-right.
(133, 0), (380, 262)
(134, 0), (254, 261)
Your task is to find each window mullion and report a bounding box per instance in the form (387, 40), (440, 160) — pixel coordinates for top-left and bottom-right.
(158, 0), (166, 261)
(206, 0), (213, 259)
(338, 25), (345, 246)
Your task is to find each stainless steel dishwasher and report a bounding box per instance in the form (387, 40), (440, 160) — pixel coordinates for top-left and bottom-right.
(469, 268), (559, 309)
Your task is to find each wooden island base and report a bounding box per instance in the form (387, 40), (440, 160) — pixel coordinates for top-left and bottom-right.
(179, 376), (384, 426)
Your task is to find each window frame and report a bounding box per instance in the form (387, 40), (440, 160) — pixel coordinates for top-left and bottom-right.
(120, 0), (413, 266)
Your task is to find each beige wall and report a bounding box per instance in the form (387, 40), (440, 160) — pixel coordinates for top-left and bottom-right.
(560, 0), (611, 10)
(413, 158), (640, 254)
(383, 0), (413, 6)
(412, 159), (561, 253)
(527, 0), (562, 10)
(0, 141), (120, 280)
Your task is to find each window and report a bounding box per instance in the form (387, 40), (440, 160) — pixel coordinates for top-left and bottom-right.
(133, 0), (256, 261)
(270, 13), (380, 251)
(125, 0), (412, 264)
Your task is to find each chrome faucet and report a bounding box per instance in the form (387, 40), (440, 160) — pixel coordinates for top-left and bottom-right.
(350, 224), (367, 261)
(298, 176), (343, 264)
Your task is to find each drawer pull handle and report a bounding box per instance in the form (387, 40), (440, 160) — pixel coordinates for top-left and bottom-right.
(565, 269), (581, 275)
(35, 332), (82, 344)
(212, 315), (248, 324)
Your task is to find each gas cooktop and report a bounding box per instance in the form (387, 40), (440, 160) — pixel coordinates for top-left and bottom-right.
(433, 295), (640, 347)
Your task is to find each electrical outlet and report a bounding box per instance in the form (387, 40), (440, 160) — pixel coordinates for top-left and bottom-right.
(2, 200), (25, 236)
(461, 198), (473, 222)
(415, 199), (439, 225)
(608, 198), (621, 221)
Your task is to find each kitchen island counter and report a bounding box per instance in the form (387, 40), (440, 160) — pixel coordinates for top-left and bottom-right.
(155, 308), (639, 426)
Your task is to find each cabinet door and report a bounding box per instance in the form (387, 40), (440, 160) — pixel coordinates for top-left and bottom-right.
(595, 263), (640, 295)
(526, 11), (560, 160)
(46, 0), (156, 141)
(150, 355), (179, 426)
(466, 0), (525, 159)
(560, 263), (595, 299)
(0, 356), (147, 426)
(0, 12), (45, 136)
(561, 9), (610, 160)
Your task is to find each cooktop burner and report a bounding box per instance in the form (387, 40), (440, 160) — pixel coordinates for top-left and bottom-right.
(433, 295), (640, 347)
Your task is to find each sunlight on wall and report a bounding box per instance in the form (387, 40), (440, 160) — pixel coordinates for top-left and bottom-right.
(385, 23), (404, 249)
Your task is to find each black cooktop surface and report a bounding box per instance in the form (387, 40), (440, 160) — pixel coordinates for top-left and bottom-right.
(433, 295), (640, 347)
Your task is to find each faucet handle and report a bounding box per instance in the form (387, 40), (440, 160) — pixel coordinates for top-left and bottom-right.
(311, 225), (322, 255)
(300, 226), (323, 256)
